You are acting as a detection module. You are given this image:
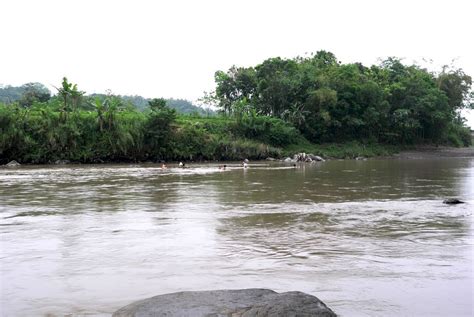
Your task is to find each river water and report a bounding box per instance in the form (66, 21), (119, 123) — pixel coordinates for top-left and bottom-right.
(1, 158), (473, 316)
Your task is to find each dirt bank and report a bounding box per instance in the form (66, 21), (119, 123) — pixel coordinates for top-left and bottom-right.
(395, 146), (474, 159)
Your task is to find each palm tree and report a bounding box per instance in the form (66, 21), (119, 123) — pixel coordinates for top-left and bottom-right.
(281, 102), (309, 128)
(55, 77), (85, 121)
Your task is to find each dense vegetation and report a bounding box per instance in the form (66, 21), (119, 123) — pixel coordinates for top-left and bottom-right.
(0, 51), (472, 164)
(210, 52), (473, 146)
(0, 78), (290, 163)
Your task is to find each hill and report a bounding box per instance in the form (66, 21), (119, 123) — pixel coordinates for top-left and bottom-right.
(0, 84), (212, 115)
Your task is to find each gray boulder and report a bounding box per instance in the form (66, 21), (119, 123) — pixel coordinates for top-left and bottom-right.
(293, 153), (308, 162)
(443, 198), (465, 205)
(289, 153), (327, 163)
(54, 159), (71, 165)
(308, 154), (325, 162)
(6, 160), (21, 167)
(113, 289), (336, 317)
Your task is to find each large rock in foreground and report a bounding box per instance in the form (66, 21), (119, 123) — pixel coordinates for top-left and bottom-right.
(113, 288), (336, 317)
(443, 198), (465, 205)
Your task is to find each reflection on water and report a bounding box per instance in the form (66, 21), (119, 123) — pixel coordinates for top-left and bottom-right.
(0, 158), (473, 316)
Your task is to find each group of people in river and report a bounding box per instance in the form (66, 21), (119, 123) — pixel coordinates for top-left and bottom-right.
(160, 162), (187, 169)
(160, 159), (250, 170)
(217, 160), (249, 170)
(158, 158), (308, 172)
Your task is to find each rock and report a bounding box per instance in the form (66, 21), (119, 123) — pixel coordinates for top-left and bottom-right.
(112, 289), (336, 317)
(243, 158), (249, 163)
(266, 157), (276, 161)
(308, 154), (325, 162)
(54, 160), (71, 165)
(6, 160), (21, 167)
(293, 153), (310, 162)
(284, 157), (294, 162)
(443, 198), (465, 205)
(355, 157), (367, 161)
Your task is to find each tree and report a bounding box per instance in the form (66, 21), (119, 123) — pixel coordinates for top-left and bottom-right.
(437, 67), (473, 111)
(19, 83), (51, 107)
(148, 98), (167, 111)
(55, 77), (84, 120)
(144, 98), (177, 158)
(211, 51), (472, 146)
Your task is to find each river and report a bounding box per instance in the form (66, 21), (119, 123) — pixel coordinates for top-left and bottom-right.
(1, 157), (473, 316)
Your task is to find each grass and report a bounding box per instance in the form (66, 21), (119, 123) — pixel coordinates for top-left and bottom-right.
(282, 141), (400, 159)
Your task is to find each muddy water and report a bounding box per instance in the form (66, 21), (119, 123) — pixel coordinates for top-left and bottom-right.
(0, 158), (473, 316)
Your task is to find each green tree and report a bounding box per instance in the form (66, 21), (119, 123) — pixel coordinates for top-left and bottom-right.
(437, 66), (473, 111)
(144, 98), (177, 158)
(55, 77), (84, 120)
(19, 83), (51, 107)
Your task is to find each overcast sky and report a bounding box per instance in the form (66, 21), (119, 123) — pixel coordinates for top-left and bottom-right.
(1, 0), (473, 127)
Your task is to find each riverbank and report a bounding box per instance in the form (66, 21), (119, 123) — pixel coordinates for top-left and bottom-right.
(281, 145), (474, 162)
(395, 146), (474, 159)
(2, 101), (472, 165)
(3, 144), (474, 166)
(282, 141), (400, 160)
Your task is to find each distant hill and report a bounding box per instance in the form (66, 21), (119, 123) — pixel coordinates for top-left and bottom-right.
(0, 84), (213, 115)
(90, 94), (212, 114)
(166, 98), (211, 115)
(0, 85), (23, 103)
(0, 83), (51, 105)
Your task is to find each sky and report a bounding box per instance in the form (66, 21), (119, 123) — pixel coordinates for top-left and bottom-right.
(1, 0), (473, 127)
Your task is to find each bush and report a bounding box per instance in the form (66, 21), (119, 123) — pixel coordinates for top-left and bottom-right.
(143, 106), (177, 158)
(232, 115), (301, 147)
(171, 122), (213, 160)
(211, 138), (281, 160)
(443, 124), (472, 147)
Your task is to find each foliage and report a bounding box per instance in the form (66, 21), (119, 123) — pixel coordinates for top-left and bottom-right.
(0, 78), (286, 163)
(1, 53), (473, 165)
(143, 98), (177, 158)
(166, 98), (210, 115)
(0, 83), (51, 106)
(3, 84), (211, 114)
(282, 141), (399, 159)
(212, 52), (472, 146)
(0, 102), (285, 163)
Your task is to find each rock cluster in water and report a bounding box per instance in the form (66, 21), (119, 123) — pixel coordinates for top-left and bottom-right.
(112, 288), (336, 317)
(282, 152), (325, 163)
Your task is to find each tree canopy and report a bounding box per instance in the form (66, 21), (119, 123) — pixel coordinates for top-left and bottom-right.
(0, 82), (51, 106)
(212, 52), (472, 145)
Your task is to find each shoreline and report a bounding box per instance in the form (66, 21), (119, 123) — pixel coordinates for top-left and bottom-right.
(2, 146), (474, 167)
(394, 146), (474, 159)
